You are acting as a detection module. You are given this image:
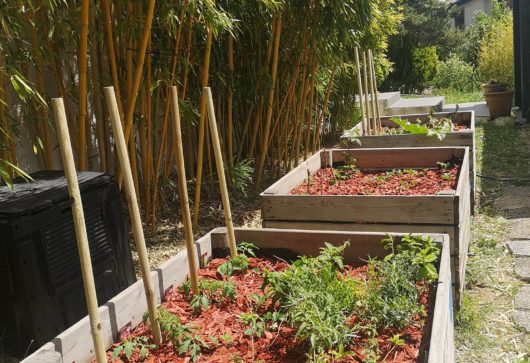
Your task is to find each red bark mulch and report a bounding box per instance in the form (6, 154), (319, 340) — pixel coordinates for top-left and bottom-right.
(105, 256), (431, 363)
(291, 164), (460, 196)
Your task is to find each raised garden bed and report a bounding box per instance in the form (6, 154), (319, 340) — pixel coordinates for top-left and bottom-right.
(261, 147), (471, 307)
(340, 111), (476, 213)
(22, 228), (453, 363)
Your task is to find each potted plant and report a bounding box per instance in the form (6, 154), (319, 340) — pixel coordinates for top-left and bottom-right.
(482, 80), (514, 118)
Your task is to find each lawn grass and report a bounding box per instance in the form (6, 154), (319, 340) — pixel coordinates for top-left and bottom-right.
(432, 88), (484, 104)
(455, 117), (530, 362)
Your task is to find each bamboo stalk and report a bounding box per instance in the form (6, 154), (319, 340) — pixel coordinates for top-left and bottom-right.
(123, 0), (156, 143)
(28, 8), (53, 170)
(205, 87), (237, 257)
(362, 51), (372, 135)
(369, 50), (382, 130)
(51, 98), (106, 363)
(227, 34), (235, 168)
(312, 67), (337, 152)
(78, 0), (90, 170)
(169, 86), (200, 294)
(102, 0), (125, 119)
(354, 47), (366, 135)
(192, 26), (214, 226)
(367, 50), (378, 135)
(256, 13), (283, 188)
(90, 6), (107, 172)
(104, 87), (162, 345)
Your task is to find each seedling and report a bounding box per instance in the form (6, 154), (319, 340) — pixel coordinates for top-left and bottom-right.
(218, 242), (257, 276)
(111, 336), (156, 361)
(180, 279), (237, 313)
(441, 173), (453, 181)
(158, 308), (209, 362)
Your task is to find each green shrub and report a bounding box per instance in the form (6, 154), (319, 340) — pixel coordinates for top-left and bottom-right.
(434, 54), (477, 92)
(478, 15), (513, 86)
(411, 46), (439, 91)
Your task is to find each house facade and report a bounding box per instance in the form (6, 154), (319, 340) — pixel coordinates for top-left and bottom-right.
(451, 0), (493, 28)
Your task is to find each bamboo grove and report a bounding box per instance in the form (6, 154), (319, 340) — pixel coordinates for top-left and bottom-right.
(0, 0), (401, 224)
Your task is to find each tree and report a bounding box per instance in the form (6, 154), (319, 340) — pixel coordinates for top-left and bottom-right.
(382, 0), (454, 93)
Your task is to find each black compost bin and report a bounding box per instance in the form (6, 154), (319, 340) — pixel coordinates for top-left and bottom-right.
(0, 171), (136, 357)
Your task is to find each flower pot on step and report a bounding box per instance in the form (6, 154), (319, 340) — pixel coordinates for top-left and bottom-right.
(484, 90), (514, 118)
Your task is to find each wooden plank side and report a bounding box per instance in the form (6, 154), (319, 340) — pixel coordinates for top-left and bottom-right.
(428, 235), (455, 363)
(262, 220), (455, 238)
(262, 195), (455, 224)
(346, 132), (473, 149)
(23, 234), (214, 363)
(331, 147), (467, 169)
(261, 151), (323, 195)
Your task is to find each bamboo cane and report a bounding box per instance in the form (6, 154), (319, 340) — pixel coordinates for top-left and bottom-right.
(369, 50), (382, 130)
(227, 34), (235, 168)
(169, 86), (200, 294)
(367, 50), (378, 135)
(102, 0), (125, 119)
(204, 87), (237, 258)
(51, 98), (106, 363)
(354, 47), (366, 136)
(256, 13), (283, 188)
(362, 51), (372, 135)
(104, 87), (162, 345)
(192, 26), (214, 226)
(78, 0), (90, 170)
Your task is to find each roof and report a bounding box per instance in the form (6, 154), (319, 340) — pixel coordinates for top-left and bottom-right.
(450, 0), (475, 8)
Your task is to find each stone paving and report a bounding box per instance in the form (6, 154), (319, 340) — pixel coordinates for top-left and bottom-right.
(497, 188), (530, 333)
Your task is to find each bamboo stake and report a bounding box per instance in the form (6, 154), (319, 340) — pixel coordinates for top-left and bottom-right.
(104, 87), (162, 345)
(204, 87), (237, 258)
(78, 0), (90, 170)
(192, 26), (214, 226)
(367, 50), (378, 135)
(256, 14), (283, 188)
(362, 51), (372, 135)
(169, 86), (200, 294)
(369, 50), (382, 130)
(354, 47), (366, 136)
(51, 98), (106, 363)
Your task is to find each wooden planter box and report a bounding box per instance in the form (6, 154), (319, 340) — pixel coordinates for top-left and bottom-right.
(341, 111), (476, 213)
(22, 228), (454, 363)
(261, 147), (471, 307)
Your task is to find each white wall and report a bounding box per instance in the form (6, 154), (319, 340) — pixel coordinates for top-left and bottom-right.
(463, 0), (492, 27)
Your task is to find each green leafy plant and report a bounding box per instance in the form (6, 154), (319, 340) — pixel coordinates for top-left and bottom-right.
(157, 308), (209, 362)
(217, 242), (257, 276)
(111, 336), (156, 361)
(391, 115), (454, 140)
(382, 234), (440, 282)
(180, 279), (237, 314)
(478, 13), (513, 86)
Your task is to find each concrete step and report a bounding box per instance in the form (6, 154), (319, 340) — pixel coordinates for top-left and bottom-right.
(356, 91), (401, 111)
(383, 96), (445, 116)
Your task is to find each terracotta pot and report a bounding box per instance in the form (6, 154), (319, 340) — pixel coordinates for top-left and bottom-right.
(482, 83), (508, 93)
(484, 90), (514, 118)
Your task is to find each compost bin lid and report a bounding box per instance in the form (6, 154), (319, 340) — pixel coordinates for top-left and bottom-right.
(0, 171), (113, 218)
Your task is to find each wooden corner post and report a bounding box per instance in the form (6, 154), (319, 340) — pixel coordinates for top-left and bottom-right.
(51, 98), (106, 363)
(104, 87), (162, 345)
(169, 86), (200, 294)
(204, 87), (238, 257)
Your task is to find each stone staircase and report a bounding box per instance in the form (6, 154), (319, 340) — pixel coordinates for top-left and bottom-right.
(358, 91), (445, 116)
